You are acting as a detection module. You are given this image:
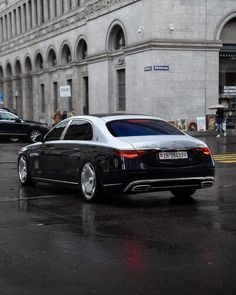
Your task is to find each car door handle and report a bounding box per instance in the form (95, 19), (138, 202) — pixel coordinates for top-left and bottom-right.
(73, 147), (80, 151)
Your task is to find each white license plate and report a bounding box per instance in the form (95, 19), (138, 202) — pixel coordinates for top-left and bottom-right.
(159, 151), (188, 160)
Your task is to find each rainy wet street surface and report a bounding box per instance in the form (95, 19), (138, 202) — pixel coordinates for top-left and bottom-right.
(0, 137), (236, 295)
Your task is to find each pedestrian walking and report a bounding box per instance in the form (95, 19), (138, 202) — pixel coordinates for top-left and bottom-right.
(53, 110), (62, 126)
(216, 108), (226, 137)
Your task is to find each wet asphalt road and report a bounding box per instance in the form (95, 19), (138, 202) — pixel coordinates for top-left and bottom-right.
(0, 136), (236, 295)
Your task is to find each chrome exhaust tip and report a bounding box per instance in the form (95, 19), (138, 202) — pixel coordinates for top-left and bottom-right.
(201, 181), (214, 188)
(131, 185), (151, 193)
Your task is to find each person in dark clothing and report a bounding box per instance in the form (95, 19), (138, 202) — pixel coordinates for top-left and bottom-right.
(62, 110), (68, 120)
(216, 108), (226, 137)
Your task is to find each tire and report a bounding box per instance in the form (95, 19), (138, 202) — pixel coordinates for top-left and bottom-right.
(18, 155), (35, 186)
(171, 188), (196, 198)
(80, 162), (100, 202)
(28, 129), (43, 143)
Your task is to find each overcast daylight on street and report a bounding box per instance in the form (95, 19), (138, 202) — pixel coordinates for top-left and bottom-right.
(1, 0), (236, 294)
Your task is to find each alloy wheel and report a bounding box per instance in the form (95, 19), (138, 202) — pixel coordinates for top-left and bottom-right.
(81, 163), (97, 200)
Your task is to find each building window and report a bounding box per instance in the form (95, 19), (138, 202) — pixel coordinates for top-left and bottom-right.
(67, 79), (73, 111)
(76, 39), (87, 60)
(77, 0), (81, 7)
(61, 44), (71, 64)
(8, 13), (12, 38)
(61, 0), (65, 13)
(28, 1), (32, 28)
(117, 69), (126, 111)
(40, 84), (45, 113)
(13, 10), (17, 35)
(68, 0), (72, 10)
(53, 82), (58, 112)
(108, 25), (126, 51)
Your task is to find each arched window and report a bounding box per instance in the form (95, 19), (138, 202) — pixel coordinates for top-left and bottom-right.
(6, 63), (12, 78)
(25, 56), (32, 73)
(35, 53), (44, 70)
(47, 48), (57, 67)
(108, 25), (126, 51)
(0, 66), (3, 80)
(76, 39), (88, 60)
(15, 60), (22, 76)
(61, 44), (72, 64)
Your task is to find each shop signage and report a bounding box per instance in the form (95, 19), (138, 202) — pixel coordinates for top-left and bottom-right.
(224, 86), (236, 94)
(60, 85), (71, 97)
(154, 65), (169, 71)
(144, 66), (152, 72)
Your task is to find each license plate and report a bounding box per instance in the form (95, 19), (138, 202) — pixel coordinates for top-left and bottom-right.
(159, 151), (188, 160)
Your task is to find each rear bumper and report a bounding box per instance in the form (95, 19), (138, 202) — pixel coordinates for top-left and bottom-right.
(101, 167), (215, 194)
(122, 176), (214, 193)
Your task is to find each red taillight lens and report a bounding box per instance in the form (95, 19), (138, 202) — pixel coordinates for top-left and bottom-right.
(115, 150), (152, 159)
(193, 147), (212, 156)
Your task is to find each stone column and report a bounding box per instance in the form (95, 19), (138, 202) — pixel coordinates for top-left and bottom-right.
(21, 74), (33, 120)
(21, 5), (26, 33)
(32, 0), (37, 27)
(32, 73), (40, 122)
(7, 13), (12, 39)
(64, 0), (69, 13)
(43, 0), (49, 21)
(3, 78), (13, 110)
(26, 1), (31, 30)
(16, 7), (21, 35)
(3, 15), (7, 41)
(37, 0), (42, 25)
(56, 0), (62, 17)
(71, 0), (76, 9)
(12, 76), (23, 116)
(49, 0), (55, 19)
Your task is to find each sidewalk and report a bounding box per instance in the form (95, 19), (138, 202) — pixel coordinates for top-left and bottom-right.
(187, 129), (236, 137)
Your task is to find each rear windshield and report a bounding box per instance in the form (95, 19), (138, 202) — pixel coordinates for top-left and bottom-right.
(106, 119), (183, 137)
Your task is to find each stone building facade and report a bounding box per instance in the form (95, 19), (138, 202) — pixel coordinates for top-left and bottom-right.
(0, 0), (236, 128)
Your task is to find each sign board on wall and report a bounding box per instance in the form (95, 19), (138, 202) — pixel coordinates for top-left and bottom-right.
(224, 86), (236, 94)
(60, 86), (71, 97)
(197, 117), (206, 131)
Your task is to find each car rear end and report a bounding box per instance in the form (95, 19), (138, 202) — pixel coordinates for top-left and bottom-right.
(101, 117), (215, 194)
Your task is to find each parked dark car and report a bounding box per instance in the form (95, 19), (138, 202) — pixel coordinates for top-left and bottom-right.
(0, 109), (48, 143)
(18, 114), (215, 202)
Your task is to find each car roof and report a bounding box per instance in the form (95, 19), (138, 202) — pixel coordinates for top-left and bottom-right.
(70, 113), (164, 123)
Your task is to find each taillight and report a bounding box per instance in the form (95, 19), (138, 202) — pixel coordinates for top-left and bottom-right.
(193, 147), (212, 156)
(115, 150), (152, 159)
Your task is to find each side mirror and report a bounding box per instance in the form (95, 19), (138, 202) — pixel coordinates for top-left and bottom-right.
(15, 118), (22, 123)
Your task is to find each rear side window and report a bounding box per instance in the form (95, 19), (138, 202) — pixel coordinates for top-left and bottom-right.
(106, 119), (183, 137)
(64, 120), (93, 140)
(45, 121), (68, 141)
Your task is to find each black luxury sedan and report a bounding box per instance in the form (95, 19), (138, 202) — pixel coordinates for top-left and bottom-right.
(0, 109), (48, 143)
(18, 114), (215, 202)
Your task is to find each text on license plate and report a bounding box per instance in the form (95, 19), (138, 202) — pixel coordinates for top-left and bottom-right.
(159, 151), (188, 160)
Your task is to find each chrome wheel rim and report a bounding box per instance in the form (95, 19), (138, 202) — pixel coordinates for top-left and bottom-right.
(30, 130), (42, 142)
(18, 156), (27, 183)
(81, 163), (96, 199)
